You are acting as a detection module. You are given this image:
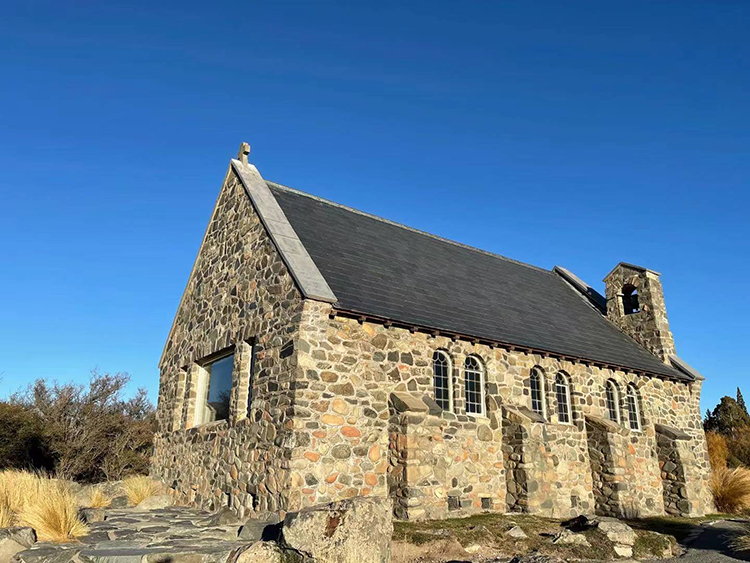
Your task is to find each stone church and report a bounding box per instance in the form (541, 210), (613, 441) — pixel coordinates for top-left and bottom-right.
(152, 143), (713, 522)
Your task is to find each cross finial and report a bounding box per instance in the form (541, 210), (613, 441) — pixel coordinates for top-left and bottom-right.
(237, 142), (251, 165)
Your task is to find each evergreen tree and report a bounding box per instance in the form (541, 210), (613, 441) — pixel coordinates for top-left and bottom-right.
(705, 396), (750, 436)
(737, 387), (747, 414)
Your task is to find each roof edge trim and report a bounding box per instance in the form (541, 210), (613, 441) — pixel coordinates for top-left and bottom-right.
(603, 261), (661, 281)
(553, 266), (608, 313)
(231, 160), (337, 304)
(669, 355), (704, 381)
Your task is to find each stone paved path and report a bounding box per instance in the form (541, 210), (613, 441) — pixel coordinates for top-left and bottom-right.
(15, 507), (256, 563)
(657, 520), (750, 563)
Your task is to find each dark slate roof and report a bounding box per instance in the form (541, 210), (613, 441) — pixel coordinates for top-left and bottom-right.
(267, 182), (689, 381)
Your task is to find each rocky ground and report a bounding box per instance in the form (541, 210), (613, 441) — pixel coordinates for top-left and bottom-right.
(2, 487), (748, 563)
(1, 493), (391, 563)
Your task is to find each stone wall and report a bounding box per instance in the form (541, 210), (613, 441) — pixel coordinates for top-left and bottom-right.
(152, 167), (306, 518)
(291, 308), (713, 519)
(388, 392), (505, 520)
(585, 416), (664, 518)
(656, 424), (712, 517)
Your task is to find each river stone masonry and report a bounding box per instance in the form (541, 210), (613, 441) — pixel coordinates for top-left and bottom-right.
(152, 146), (713, 523)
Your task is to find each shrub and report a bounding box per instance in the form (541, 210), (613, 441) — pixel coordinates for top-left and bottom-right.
(122, 475), (162, 507)
(0, 402), (52, 471)
(706, 431), (729, 470)
(710, 466), (750, 513)
(0, 470), (88, 541)
(9, 371), (155, 482)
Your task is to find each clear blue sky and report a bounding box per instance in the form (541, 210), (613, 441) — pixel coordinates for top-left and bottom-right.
(1, 1), (747, 414)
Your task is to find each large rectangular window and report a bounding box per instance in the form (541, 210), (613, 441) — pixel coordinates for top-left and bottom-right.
(203, 352), (234, 423)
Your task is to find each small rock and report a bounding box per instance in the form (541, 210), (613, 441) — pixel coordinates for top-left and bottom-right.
(0, 527), (37, 548)
(237, 518), (281, 542)
(561, 514), (597, 532)
(613, 544), (634, 558)
(135, 495), (173, 510)
(80, 508), (106, 523)
(202, 507), (240, 526)
(598, 520), (636, 546)
(506, 526), (528, 539)
(110, 495), (130, 509)
(553, 529), (590, 546)
(465, 543), (482, 554)
(235, 541), (287, 563)
(0, 536), (28, 562)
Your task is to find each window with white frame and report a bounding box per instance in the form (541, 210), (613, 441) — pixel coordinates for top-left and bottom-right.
(605, 380), (621, 424)
(433, 351), (452, 411)
(246, 340), (257, 416)
(555, 372), (572, 424)
(626, 384), (642, 431)
(199, 350), (234, 424)
(530, 368), (546, 418)
(464, 356), (484, 415)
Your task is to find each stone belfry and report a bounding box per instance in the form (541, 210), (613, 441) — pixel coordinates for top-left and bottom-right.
(603, 262), (676, 363)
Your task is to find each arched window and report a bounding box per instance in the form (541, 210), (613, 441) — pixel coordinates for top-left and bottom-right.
(605, 380), (621, 424)
(464, 357), (484, 416)
(555, 372), (572, 424)
(626, 384), (642, 431)
(530, 368), (546, 418)
(622, 284), (640, 315)
(433, 351), (452, 411)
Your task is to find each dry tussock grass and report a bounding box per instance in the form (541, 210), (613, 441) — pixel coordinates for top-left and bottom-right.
(711, 466), (750, 513)
(86, 487), (112, 509)
(0, 499), (14, 528)
(0, 470), (88, 542)
(122, 475), (162, 507)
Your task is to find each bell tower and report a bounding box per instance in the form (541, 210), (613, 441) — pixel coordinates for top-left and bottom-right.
(603, 262), (676, 363)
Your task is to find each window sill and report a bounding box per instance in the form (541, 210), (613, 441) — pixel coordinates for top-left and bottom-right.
(189, 419), (229, 432)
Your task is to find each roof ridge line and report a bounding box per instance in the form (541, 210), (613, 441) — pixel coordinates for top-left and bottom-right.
(266, 180), (553, 276)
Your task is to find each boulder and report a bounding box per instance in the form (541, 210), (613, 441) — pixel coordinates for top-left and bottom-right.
(0, 536), (28, 563)
(552, 529), (590, 547)
(597, 520), (636, 546)
(613, 544), (633, 558)
(80, 508), (106, 524)
(236, 541), (300, 563)
(281, 496), (392, 563)
(201, 507), (240, 527)
(506, 526), (528, 539)
(110, 496), (130, 509)
(0, 527), (36, 548)
(0, 527), (36, 562)
(135, 495), (173, 510)
(238, 517), (282, 542)
(561, 514), (597, 533)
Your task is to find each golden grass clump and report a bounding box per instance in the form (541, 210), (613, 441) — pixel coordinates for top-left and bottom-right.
(706, 431), (730, 470)
(0, 499), (14, 528)
(17, 483), (89, 542)
(711, 466), (750, 513)
(122, 475), (162, 507)
(86, 487), (112, 509)
(0, 470), (88, 542)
